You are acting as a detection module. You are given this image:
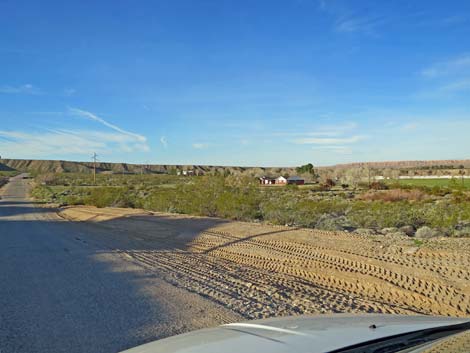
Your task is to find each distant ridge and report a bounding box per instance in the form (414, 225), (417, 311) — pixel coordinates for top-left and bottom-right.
(0, 158), (296, 176)
(330, 159), (470, 169)
(1, 158), (469, 176)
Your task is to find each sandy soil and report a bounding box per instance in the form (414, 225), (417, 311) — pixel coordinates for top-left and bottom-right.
(59, 205), (470, 319)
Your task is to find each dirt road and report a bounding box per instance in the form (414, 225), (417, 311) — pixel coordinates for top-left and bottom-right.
(0, 176), (241, 353)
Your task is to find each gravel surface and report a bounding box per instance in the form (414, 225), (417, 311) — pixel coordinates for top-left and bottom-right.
(0, 175), (241, 353)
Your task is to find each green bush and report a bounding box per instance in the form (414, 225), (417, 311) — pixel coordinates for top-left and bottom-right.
(348, 201), (427, 229)
(84, 187), (136, 208)
(30, 173), (470, 237)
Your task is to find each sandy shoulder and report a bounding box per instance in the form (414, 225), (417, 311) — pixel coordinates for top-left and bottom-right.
(58, 205), (470, 318)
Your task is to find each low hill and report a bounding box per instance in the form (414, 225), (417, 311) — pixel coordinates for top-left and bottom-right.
(0, 159), (297, 177)
(1, 158), (469, 177)
(331, 159), (470, 170)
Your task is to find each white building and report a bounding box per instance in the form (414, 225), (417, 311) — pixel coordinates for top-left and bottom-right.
(275, 176), (287, 184)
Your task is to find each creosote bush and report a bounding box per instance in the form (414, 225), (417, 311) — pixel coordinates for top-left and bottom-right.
(31, 173), (470, 237)
(357, 189), (427, 202)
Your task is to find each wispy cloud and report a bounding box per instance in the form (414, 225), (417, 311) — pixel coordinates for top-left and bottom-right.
(0, 107), (150, 158)
(421, 54), (470, 78)
(413, 13), (468, 28)
(265, 119), (365, 158)
(0, 84), (41, 95)
(402, 122), (418, 131)
(64, 88), (76, 96)
(0, 129), (148, 158)
(335, 15), (385, 34)
(318, 1), (385, 35)
(271, 122), (357, 138)
(312, 121), (357, 135)
(311, 145), (353, 155)
(192, 143), (209, 149)
(160, 136), (168, 148)
(69, 107), (147, 143)
(441, 15), (468, 26)
(318, 0), (327, 10)
(440, 79), (470, 93)
(28, 111), (65, 116)
(417, 54), (470, 98)
(293, 135), (365, 145)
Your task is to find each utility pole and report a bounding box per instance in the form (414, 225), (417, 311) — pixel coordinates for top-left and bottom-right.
(92, 152), (98, 185)
(141, 161), (150, 175)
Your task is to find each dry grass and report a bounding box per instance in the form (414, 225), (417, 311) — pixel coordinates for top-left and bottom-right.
(357, 189), (428, 202)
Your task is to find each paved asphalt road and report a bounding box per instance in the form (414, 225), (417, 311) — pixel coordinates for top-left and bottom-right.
(0, 175), (238, 353)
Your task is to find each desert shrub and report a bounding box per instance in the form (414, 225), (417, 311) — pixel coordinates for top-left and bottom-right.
(451, 191), (470, 203)
(449, 178), (465, 191)
(453, 223), (470, 237)
(315, 214), (353, 231)
(63, 195), (85, 205)
(143, 188), (179, 213)
(0, 171), (19, 177)
(428, 186), (451, 197)
(259, 198), (349, 227)
(318, 184), (332, 191)
(143, 176), (263, 220)
(357, 189), (427, 202)
(422, 201), (470, 233)
(259, 195), (299, 225)
(30, 173), (470, 237)
(415, 226), (439, 238)
(182, 176), (227, 216)
(215, 187), (261, 220)
(0, 177), (8, 188)
(84, 187), (136, 208)
(31, 185), (55, 202)
(369, 181), (388, 190)
(35, 173), (59, 185)
(348, 201), (426, 229)
(325, 178), (336, 188)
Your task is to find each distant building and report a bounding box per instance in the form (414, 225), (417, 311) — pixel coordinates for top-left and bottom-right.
(275, 176), (287, 185)
(259, 175), (301, 185)
(287, 176), (305, 185)
(259, 176), (275, 185)
(179, 170), (195, 176)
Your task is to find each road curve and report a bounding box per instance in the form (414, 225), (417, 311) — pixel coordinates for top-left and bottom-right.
(0, 175), (240, 353)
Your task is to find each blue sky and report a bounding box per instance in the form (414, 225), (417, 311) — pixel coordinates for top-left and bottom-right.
(1, 0), (469, 166)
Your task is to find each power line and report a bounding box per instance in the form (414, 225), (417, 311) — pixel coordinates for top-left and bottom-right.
(92, 152), (98, 185)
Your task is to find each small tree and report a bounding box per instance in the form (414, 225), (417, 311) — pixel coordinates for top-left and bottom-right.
(37, 173), (57, 185)
(296, 163), (318, 183)
(296, 163), (314, 175)
(343, 168), (367, 188)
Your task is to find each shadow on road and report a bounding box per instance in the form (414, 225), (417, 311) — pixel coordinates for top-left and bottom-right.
(0, 200), (48, 205)
(0, 202), (54, 217)
(0, 200), (241, 353)
(1, 197), (299, 253)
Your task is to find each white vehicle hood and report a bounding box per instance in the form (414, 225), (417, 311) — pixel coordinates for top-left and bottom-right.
(120, 314), (470, 353)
